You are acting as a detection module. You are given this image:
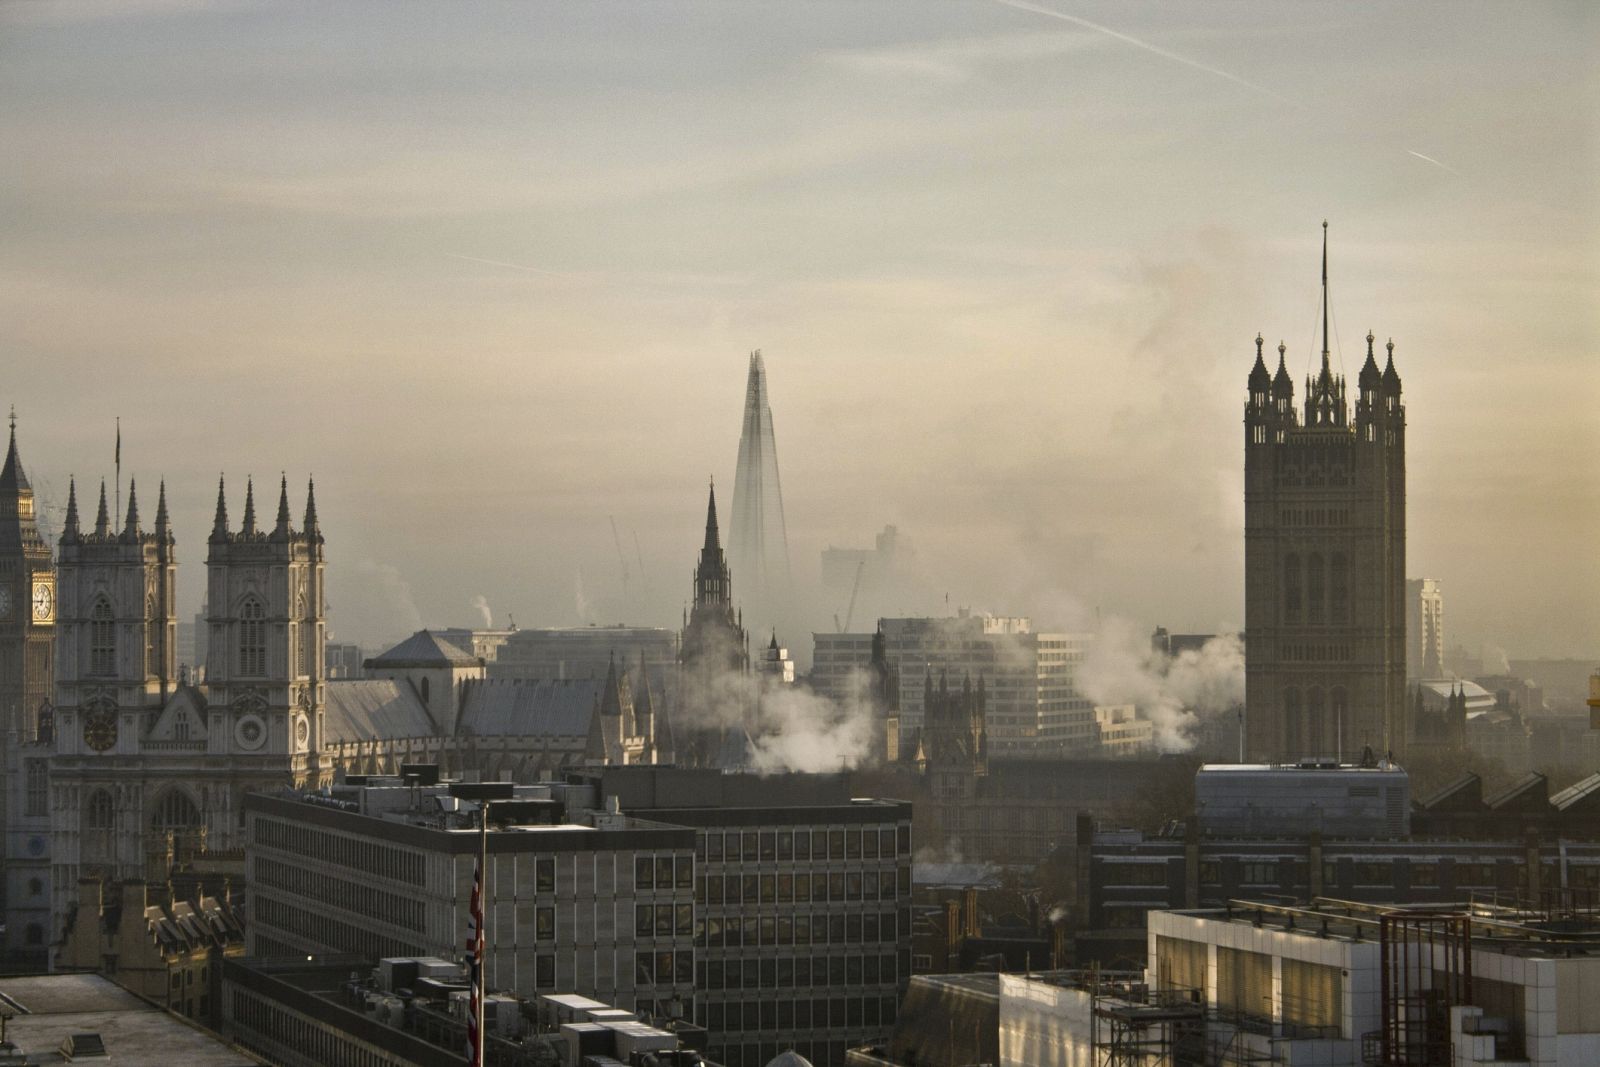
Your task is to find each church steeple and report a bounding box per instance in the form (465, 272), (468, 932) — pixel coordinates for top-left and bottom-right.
(155, 480), (171, 540)
(1305, 222), (1347, 428)
(694, 479), (732, 609)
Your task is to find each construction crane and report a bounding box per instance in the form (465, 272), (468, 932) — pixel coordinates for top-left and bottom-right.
(833, 560), (866, 633)
(609, 516), (630, 608)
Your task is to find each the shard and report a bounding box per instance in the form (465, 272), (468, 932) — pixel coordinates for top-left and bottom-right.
(729, 350), (791, 633)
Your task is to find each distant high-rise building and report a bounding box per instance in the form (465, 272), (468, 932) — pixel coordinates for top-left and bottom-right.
(729, 350), (791, 633)
(1406, 578), (1444, 680)
(1243, 224), (1407, 761)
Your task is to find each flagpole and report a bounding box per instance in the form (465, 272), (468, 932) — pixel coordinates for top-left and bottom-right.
(477, 802), (488, 1067)
(114, 417), (121, 526)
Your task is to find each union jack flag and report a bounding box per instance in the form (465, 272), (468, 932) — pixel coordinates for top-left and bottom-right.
(467, 853), (484, 1064)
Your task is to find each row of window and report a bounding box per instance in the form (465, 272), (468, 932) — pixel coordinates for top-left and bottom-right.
(253, 818), (425, 886)
(700, 952), (903, 992)
(1184, 858), (1594, 890)
(255, 857), (425, 933)
(253, 896), (420, 961)
(700, 825), (910, 863)
(701, 996), (898, 1041)
(634, 855), (694, 892)
(1282, 552), (1351, 625)
(697, 908), (910, 950)
(698, 868), (906, 906)
(230, 989), (411, 1067)
(80, 786), (201, 832)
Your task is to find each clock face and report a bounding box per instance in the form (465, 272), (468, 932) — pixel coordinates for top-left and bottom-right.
(83, 711), (118, 752)
(31, 581), (53, 623)
(0, 587), (11, 618)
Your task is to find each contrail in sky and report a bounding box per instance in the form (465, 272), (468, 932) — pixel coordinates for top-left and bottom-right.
(444, 252), (577, 278)
(1406, 150), (1458, 175)
(992, 0), (1294, 106)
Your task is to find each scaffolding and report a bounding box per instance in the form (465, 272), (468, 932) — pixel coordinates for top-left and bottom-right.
(1092, 984), (1206, 1067)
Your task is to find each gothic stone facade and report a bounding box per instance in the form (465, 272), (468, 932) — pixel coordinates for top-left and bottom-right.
(1243, 305), (1407, 761)
(50, 474), (327, 940)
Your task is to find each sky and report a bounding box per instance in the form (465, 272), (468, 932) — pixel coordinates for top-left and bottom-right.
(1, 1), (1596, 660)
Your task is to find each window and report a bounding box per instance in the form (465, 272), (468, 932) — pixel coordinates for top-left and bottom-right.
(1307, 553), (1325, 623)
(536, 857), (555, 892)
(145, 596), (159, 675)
(86, 790), (115, 830)
(1330, 553), (1349, 623)
(152, 790), (202, 832)
(24, 759), (47, 817)
(1283, 555), (1301, 623)
(90, 598), (116, 676)
(238, 597), (266, 677)
(297, 597), (313, 677)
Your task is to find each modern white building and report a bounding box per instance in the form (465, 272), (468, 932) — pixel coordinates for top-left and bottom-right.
(812, 614), (1093, 758)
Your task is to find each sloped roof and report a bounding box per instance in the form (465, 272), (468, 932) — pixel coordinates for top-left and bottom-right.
(1419, 772), (1483, 811)
(325, 680), (438, 742)
(1484, 771), (1548, 812)
(457, 678), (602, 738)
(366, 630), (481, 668)
(1551, 772), (1600, 813)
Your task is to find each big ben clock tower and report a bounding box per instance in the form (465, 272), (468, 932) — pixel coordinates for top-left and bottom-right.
(0, 412), (55, 965)
(0, 414), (54, 742)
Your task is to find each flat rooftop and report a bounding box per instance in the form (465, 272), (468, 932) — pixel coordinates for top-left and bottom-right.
(0, 973), (264, 1065)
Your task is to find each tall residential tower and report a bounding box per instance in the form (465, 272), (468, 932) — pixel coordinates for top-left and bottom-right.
(1243, 224), (1407, 761)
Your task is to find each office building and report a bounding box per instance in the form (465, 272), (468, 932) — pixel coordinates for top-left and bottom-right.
(1406, 577), (1444, 680)
(729, 350), (792, 637)
(244, 777), (697, 1016)
(571, 766), (914, 1067)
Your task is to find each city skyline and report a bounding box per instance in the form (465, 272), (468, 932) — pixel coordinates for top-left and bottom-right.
(1, 3), (1595, 656)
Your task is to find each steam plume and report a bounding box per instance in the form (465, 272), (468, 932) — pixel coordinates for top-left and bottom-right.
(1079, 618), (1243, 752)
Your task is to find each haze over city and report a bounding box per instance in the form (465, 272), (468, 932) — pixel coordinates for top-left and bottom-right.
(2, 1), (1595, 658)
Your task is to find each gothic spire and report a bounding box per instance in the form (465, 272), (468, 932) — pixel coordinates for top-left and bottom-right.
(155, 479), (172, 543)
(240, 477), (257, 535)
(211, 475), (229, 543)
(62, 477), (80, 542)
(1359, 329), (1381, 389)
(1382, 338), (1401, 392)
(303, 477), (320, 538)
(1320, 219), (1331, 378)
(0, 407), (30, 494)
(94, 479), (110, 537)
(703, 478), (721, 555)
(122, 478), (141, 540)
(272, 473), (292, 538)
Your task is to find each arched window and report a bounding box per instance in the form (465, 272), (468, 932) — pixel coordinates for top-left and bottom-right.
(1330, 553), (1349, 623)
(238, 597), (266, 677)
(1307, 553), (1325, 623)
(1283, 555), (1301, 623)
(89, 598), (116, 676)
(420, 676), (431, 707)
(86, 789), (115, 830)
(152, 789), (202, 832)
(1330, 687), (1349, 754)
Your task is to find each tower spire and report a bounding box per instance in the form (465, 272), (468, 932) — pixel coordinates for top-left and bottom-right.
(240, 477), (257, 535)
(704, 477), (720, 554)
(303, 477), (320, 540)
(155, 479), (171, 538)
(122, 477), (141, 540)
(211, 475), (229, 542)
(63, 477), (80, 541)
(0, 406), (30, 493)
(94, 479), (110, 537)
(1321, 219), (1331, 375)
(272, 473), (292, 538)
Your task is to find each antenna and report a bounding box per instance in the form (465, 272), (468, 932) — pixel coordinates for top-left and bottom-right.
(609, 516), (630, 609)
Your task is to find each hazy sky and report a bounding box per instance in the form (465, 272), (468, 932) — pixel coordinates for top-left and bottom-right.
(2, 1), (1595, 659)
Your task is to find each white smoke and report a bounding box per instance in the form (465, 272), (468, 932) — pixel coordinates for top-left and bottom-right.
(574, 568), (592, 624)
(471, 594), (493, 628)
(675, 625), (882, 774)
(352, 559), (423, 639)
(1078, 618), (1243, 753)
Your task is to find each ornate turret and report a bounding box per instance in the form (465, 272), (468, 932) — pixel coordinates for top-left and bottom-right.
(120, 478), (141, 542)
(62, 477), (81, 543)
(211, 476), (229, 543)
(239, 478), (257, 537)
(1382, 338), (1401, 394)
(694, 480), (732, 610)
(1359, 330), (1381, 391)
(94, 480), (110, 538)
(1247, 334), (1271, 399)
(303, 477), (321, 542)
(271, 475), (292, 540)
